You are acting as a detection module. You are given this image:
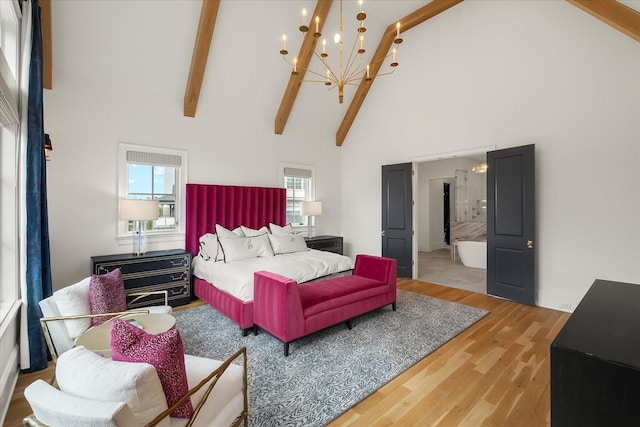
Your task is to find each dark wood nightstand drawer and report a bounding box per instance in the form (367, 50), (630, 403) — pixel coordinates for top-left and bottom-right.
(91, 249), (191, 307)
(93, 252), (190, 276)
(304, 236), (343, 255)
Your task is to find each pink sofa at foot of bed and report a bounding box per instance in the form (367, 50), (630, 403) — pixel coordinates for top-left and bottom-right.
(253, 254), (397, 356)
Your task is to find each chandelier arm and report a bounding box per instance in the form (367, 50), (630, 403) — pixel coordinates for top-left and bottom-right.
(302, 80), (339, 91)
(344, 56), (367, 83)
(342, 29), (363, 82)
(364, 50), (395, 73)
(313, 50), (339, 83)
(305, 65), (339, 83)
(374, 67), (397, 78)
(281, 55), (297, 67)
(303, 78), (338, 86)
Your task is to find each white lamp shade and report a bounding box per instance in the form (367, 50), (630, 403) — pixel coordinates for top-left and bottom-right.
(119, 199), (159, 221)
(300, 201), (322, 216)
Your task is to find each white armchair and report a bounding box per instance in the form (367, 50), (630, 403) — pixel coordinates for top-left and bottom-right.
(24, 345), (248, 427)
(39, 276), (172, 360)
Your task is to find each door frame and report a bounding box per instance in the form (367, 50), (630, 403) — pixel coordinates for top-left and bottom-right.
(412, 145), (495, 279)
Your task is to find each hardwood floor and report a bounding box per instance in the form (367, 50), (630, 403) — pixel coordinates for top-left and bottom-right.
(4, 280), (569, 427)
(330, 279), (570, 426)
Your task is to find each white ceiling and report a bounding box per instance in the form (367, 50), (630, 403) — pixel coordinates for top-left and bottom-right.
(619, 0), (640, 13)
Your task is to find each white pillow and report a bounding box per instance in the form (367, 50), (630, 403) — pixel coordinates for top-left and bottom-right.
(53, 277), (92, 340)
(56, 346), (170, 427)
(218, 234), (274, 262)
(269, 223), (294, 235)
(268, 233), (309, 254)
(198, 233), (219, 261)
(25, 380), (140, 427)
(240, 225), (269, 237)
(215, 224), (244, 238)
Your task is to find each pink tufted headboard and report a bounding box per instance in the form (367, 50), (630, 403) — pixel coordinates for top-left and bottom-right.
(185, 184), (287, 257)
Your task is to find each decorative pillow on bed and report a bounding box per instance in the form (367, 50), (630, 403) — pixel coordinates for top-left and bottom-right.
(269, 223), (294, 235)
(198, 233), (219, 261)
(218, 234), (274, 262)
(268, 233), (309, 254)
(240, 225), (269, 237)
(110, 318), (194, 418)
(214, 225), (244, 261)
(215, 224), (244, 239)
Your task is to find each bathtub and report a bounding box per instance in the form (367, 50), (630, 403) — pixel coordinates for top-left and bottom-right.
(456, 240), (487, 269)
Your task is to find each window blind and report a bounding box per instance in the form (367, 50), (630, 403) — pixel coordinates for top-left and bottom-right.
(284, 167), (312, 178)
(126, 151), (182, 167)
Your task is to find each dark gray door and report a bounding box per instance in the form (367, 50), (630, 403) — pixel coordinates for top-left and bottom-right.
(487, 144), (535, 305)
(382, 163), (412, 278)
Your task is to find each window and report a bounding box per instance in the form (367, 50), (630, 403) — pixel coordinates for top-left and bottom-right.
(0, 124), (19, 323)
(0, 0), (21, 323)
(118, 143), (187, 240)
(281, 163), (315, 226)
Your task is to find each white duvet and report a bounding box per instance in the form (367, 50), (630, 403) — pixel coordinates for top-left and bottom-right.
(192, 249), (354, 301)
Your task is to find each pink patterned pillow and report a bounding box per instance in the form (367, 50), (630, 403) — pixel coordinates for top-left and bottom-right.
(88, 268), (127, 326)
(110, 318), (194, 418)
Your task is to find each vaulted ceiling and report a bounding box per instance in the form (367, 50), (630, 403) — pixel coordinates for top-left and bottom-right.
(40, 0), (640, 146)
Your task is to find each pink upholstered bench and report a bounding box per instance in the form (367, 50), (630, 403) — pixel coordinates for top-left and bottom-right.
(253, 254), (397, 356)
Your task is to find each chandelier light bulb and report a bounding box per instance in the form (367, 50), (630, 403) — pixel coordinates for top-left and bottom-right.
(334, 33), (341, 44)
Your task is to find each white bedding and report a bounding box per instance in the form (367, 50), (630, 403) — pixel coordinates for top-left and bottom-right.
(192, 249), (354, 301)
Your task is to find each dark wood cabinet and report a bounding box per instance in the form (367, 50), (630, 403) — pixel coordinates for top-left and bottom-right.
(91, 249), (191, 307)
(550, 279), (640, 426)
(304, 235), (343, 255)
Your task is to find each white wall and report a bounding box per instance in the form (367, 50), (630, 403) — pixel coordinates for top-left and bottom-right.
(43, 1), (346, 290)
(341, 1), (640, 311)
(417, 158), (466, 251)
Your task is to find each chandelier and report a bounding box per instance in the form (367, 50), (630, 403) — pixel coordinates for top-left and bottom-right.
(280, 0), (403, 104)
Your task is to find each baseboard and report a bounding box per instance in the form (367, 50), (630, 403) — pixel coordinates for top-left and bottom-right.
(536, 291), (580, 313)
(0, 345), (19, 426)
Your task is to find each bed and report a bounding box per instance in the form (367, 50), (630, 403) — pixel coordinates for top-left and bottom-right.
(185, 183), (353, 334)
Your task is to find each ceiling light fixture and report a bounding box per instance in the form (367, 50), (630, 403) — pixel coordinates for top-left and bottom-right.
(280, 0), (403, 104)
(472, 163), (488, 174)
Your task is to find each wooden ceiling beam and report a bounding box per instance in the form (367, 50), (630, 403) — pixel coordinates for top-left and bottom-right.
(40, 0), (52, 89)
(567, 0), (640, 42)
(184, 0), (220, 118)
(336, 0), (463, 146)
(274, 0), (333, 135)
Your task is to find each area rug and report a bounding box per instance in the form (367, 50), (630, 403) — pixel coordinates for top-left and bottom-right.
(173, 289), (488, 426)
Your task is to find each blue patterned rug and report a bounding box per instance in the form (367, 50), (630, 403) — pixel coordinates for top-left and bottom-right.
(173, 289), (488, 426)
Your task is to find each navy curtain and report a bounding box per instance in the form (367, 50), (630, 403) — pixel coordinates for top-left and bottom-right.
(24, 0), (52, 372)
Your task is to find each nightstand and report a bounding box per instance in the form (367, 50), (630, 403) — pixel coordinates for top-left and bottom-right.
(91, 249), (191, 307)
(304, 235), (343, 255)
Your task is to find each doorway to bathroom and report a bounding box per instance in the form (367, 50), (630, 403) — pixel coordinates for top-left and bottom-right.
(416, 154), (488, 294)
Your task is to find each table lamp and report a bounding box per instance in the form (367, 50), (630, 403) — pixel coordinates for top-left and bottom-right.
(119, 199), (159, 255)
(300, 201), (322, 238)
